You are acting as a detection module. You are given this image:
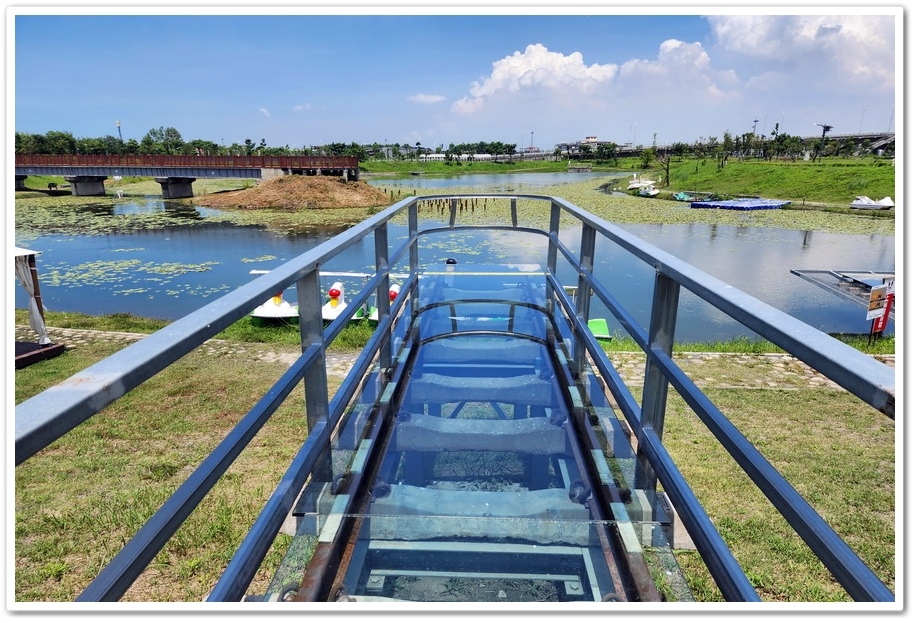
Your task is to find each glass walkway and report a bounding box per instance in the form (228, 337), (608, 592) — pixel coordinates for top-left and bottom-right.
(278, 262), (673, 602)
(15, 193), (895, 604)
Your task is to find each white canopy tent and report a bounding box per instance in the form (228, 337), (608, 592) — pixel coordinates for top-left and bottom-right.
(14, 246), (51, 345)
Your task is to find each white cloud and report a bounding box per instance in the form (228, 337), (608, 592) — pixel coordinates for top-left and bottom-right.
(706, 15), (894, 90)
(407, 93), (446, 104)
(452, 43), (617, 114)
(258, 107), (271, 117)
(452, 96), (485, 114)
(618, 38), (739, 98)
(293, 104), (312, 112)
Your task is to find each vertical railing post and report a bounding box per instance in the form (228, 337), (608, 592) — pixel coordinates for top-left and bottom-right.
(449, 197), (458, 227)
(547, 200), (561, 274)
(408, 198), (419, 275)
(635, 271), (680, 491)
(408, 199), (420, 320)
(374, 222), (392, 373)
(545, 200), (563, 324)
(296, 268), (329, 433)
(296, 267), (333, 485)
(573, 223), (596, 376)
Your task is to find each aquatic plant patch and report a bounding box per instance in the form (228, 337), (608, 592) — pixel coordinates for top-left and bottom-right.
(15, 195), (229, 236)
(401, 179), (893, 237)
(41, 259), (221, 291)
(17, 169), (894, 241)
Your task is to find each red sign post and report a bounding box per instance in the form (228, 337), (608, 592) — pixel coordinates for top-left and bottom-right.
(869, 278), (894, 337)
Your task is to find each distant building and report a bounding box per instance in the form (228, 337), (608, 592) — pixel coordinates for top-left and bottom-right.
(553, 136), (645, 159)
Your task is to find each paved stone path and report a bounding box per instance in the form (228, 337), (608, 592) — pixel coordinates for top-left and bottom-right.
(16, 325), (894, 390)
(14, 325), (361, 379)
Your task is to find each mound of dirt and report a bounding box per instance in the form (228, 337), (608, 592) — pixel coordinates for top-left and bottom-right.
(196, 175), (391, 210)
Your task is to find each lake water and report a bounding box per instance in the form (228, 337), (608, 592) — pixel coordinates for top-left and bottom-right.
(15, 172), (895, 342)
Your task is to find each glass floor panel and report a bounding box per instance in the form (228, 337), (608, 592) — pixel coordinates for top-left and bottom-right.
(271, 264), (690, 603)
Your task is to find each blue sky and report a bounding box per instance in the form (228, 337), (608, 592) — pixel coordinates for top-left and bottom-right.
(10, 4), (901, 151)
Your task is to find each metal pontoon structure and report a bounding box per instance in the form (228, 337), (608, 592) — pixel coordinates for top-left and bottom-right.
(15, 194), (895, 604)
(790, 269), (895, 320)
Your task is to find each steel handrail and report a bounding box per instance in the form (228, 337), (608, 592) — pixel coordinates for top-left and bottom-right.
(549, 196), (894, 417)
(15, 197), (417, 465)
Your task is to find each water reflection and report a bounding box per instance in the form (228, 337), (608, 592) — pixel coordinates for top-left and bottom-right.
(76, 198), (221, 219)
(116, 200), (208, 219)
(75, 203), (119, 217)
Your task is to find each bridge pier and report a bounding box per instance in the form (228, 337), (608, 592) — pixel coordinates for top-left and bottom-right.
(15, 175), (28, 191)
(155, 176), (197, 199)
(63, 175), (108, 196)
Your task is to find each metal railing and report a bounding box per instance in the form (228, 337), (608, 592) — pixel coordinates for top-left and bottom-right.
(14, 154), (359, 170)
(15, 193), (895, 602)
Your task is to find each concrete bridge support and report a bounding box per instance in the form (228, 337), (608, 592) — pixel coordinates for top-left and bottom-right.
(155, 176), (197, 199)
(63, 175), (108, 196)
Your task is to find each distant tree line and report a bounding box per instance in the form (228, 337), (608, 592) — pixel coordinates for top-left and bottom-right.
(15, 125), (890, 163)
(641, 125), (890, 165)
(15, 127), (304, 158)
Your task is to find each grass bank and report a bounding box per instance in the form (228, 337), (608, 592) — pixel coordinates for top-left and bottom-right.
(660, 157), (895, 207)
(363, 155), (895, 208)
(360, 158), (592, 176)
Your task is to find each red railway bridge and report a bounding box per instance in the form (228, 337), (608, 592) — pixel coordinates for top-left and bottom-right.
(14, 154), (360, 198)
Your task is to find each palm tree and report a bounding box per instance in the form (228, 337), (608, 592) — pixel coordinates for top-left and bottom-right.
(814, 123), (833, 162)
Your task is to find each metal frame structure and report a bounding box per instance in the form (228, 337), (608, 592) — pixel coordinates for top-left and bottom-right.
(15, 193), (895, 603)
(14, 154), (360, 180)
(791, 269), (895, 320)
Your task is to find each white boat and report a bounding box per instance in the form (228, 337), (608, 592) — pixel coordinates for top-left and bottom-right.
(251, 292), (299, 320)
(249, 270), (402, 324)
(322, 281), (355, 321)
(249, 270), (299, 321)
(626, 173), (657, 191)
(368, 283), (401, 323)
(637, 185), (660, 197)
(321, 281), (375, 322)
(849, 196), (894, 210)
